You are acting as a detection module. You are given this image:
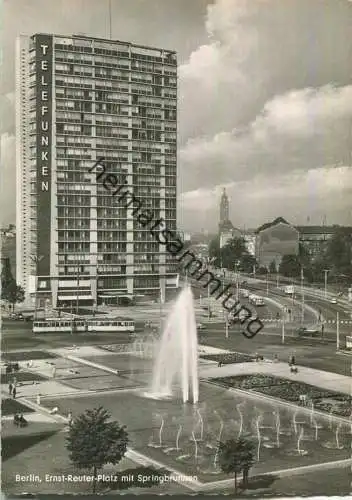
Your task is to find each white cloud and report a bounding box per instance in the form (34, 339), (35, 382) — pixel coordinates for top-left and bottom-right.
(252, 85), (352, 139)
(180, 84), (352, 191)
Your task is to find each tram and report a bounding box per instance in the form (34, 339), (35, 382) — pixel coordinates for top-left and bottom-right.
(33, 317), (135, 334)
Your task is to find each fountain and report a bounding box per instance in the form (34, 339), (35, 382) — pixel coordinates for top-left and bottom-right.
(150, 286), (199, 403)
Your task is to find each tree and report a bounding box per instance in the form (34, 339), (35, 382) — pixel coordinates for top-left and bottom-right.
(66, 407), (129, 493)
(325, 228), (352, 277)
(269, 260), (277, 274)
(1, 259), (24, 311)
(208, 235), (221, 267)
(218, 437), (255, 495)
(1, 258), (14, 290)
(279, 254), (301, 278)
(3, 282), (25, 312)
(240, 253), (257, 274)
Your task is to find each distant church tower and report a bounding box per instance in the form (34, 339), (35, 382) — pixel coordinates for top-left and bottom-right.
(219, 188), (229, 226)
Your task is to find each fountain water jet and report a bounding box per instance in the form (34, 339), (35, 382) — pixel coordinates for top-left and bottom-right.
(158, 414), (164, 447)
(236, 403), (244, 437)
(150, 286), (199, 403)
(176, 425), (182, 451)
(292, 409), (298, 434)
(197, 409), (204, 441)
(275, 411), (281, 447)
(191, 431), (198, 461)
(310, 401), (315, 425)
(297, 427), (307, 455)
(335, 423), (344, 449)
(255, 415), (262, 461)
(312, 418), (319, 440)
(213, 411), (224, 469)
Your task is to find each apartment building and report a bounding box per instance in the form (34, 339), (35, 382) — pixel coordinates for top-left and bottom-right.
(16, 33), (178, 308)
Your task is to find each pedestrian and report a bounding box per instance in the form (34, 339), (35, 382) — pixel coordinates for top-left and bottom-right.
(8, 382), (13, 395)
(36, 394), (41, 406)
(68, 411), (73, 425)
(12, 386), (17, 399)
(291, 355), (296, 366)
(288, 355), (292, 366)
(273, 354), (279, 363)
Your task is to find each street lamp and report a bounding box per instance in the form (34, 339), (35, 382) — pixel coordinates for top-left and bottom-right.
(301, 267), (305, 324)
(30, 254), (43, 320)
(336, 311), (340, 351)
(323, 269), (329, 299)
(266, 271), (269, 297)
(204, 256), (216, 319)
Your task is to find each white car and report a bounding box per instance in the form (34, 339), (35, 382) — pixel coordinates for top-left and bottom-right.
(330, 298), (337, 304)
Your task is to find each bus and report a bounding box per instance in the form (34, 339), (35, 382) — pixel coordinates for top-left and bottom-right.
(33, 317), (135, 334)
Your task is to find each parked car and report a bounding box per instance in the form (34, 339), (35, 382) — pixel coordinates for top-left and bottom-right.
(9, 312), (24, 320)
(330, 298), (337, 304)
(197, 323), (206, 330)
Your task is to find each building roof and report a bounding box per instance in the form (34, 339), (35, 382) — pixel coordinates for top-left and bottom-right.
(296, 225), (352, 235)
(255, 217), (291, 234)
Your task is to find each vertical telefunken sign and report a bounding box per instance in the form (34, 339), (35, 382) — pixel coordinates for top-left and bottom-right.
(36, 34), (53, 278)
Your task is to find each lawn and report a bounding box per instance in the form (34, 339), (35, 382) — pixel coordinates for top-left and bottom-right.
(1, 398), (35, 416)
(2, 430), (59, 461)
(3, 350), (58, 361)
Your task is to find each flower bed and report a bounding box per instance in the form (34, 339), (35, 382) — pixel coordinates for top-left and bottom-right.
(99, 344), (132, 353)
(200, 352), (255, 364)
(213, 374), (352, 418)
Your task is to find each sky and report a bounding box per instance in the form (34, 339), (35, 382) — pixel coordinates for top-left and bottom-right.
(1, 0), (352, 232)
